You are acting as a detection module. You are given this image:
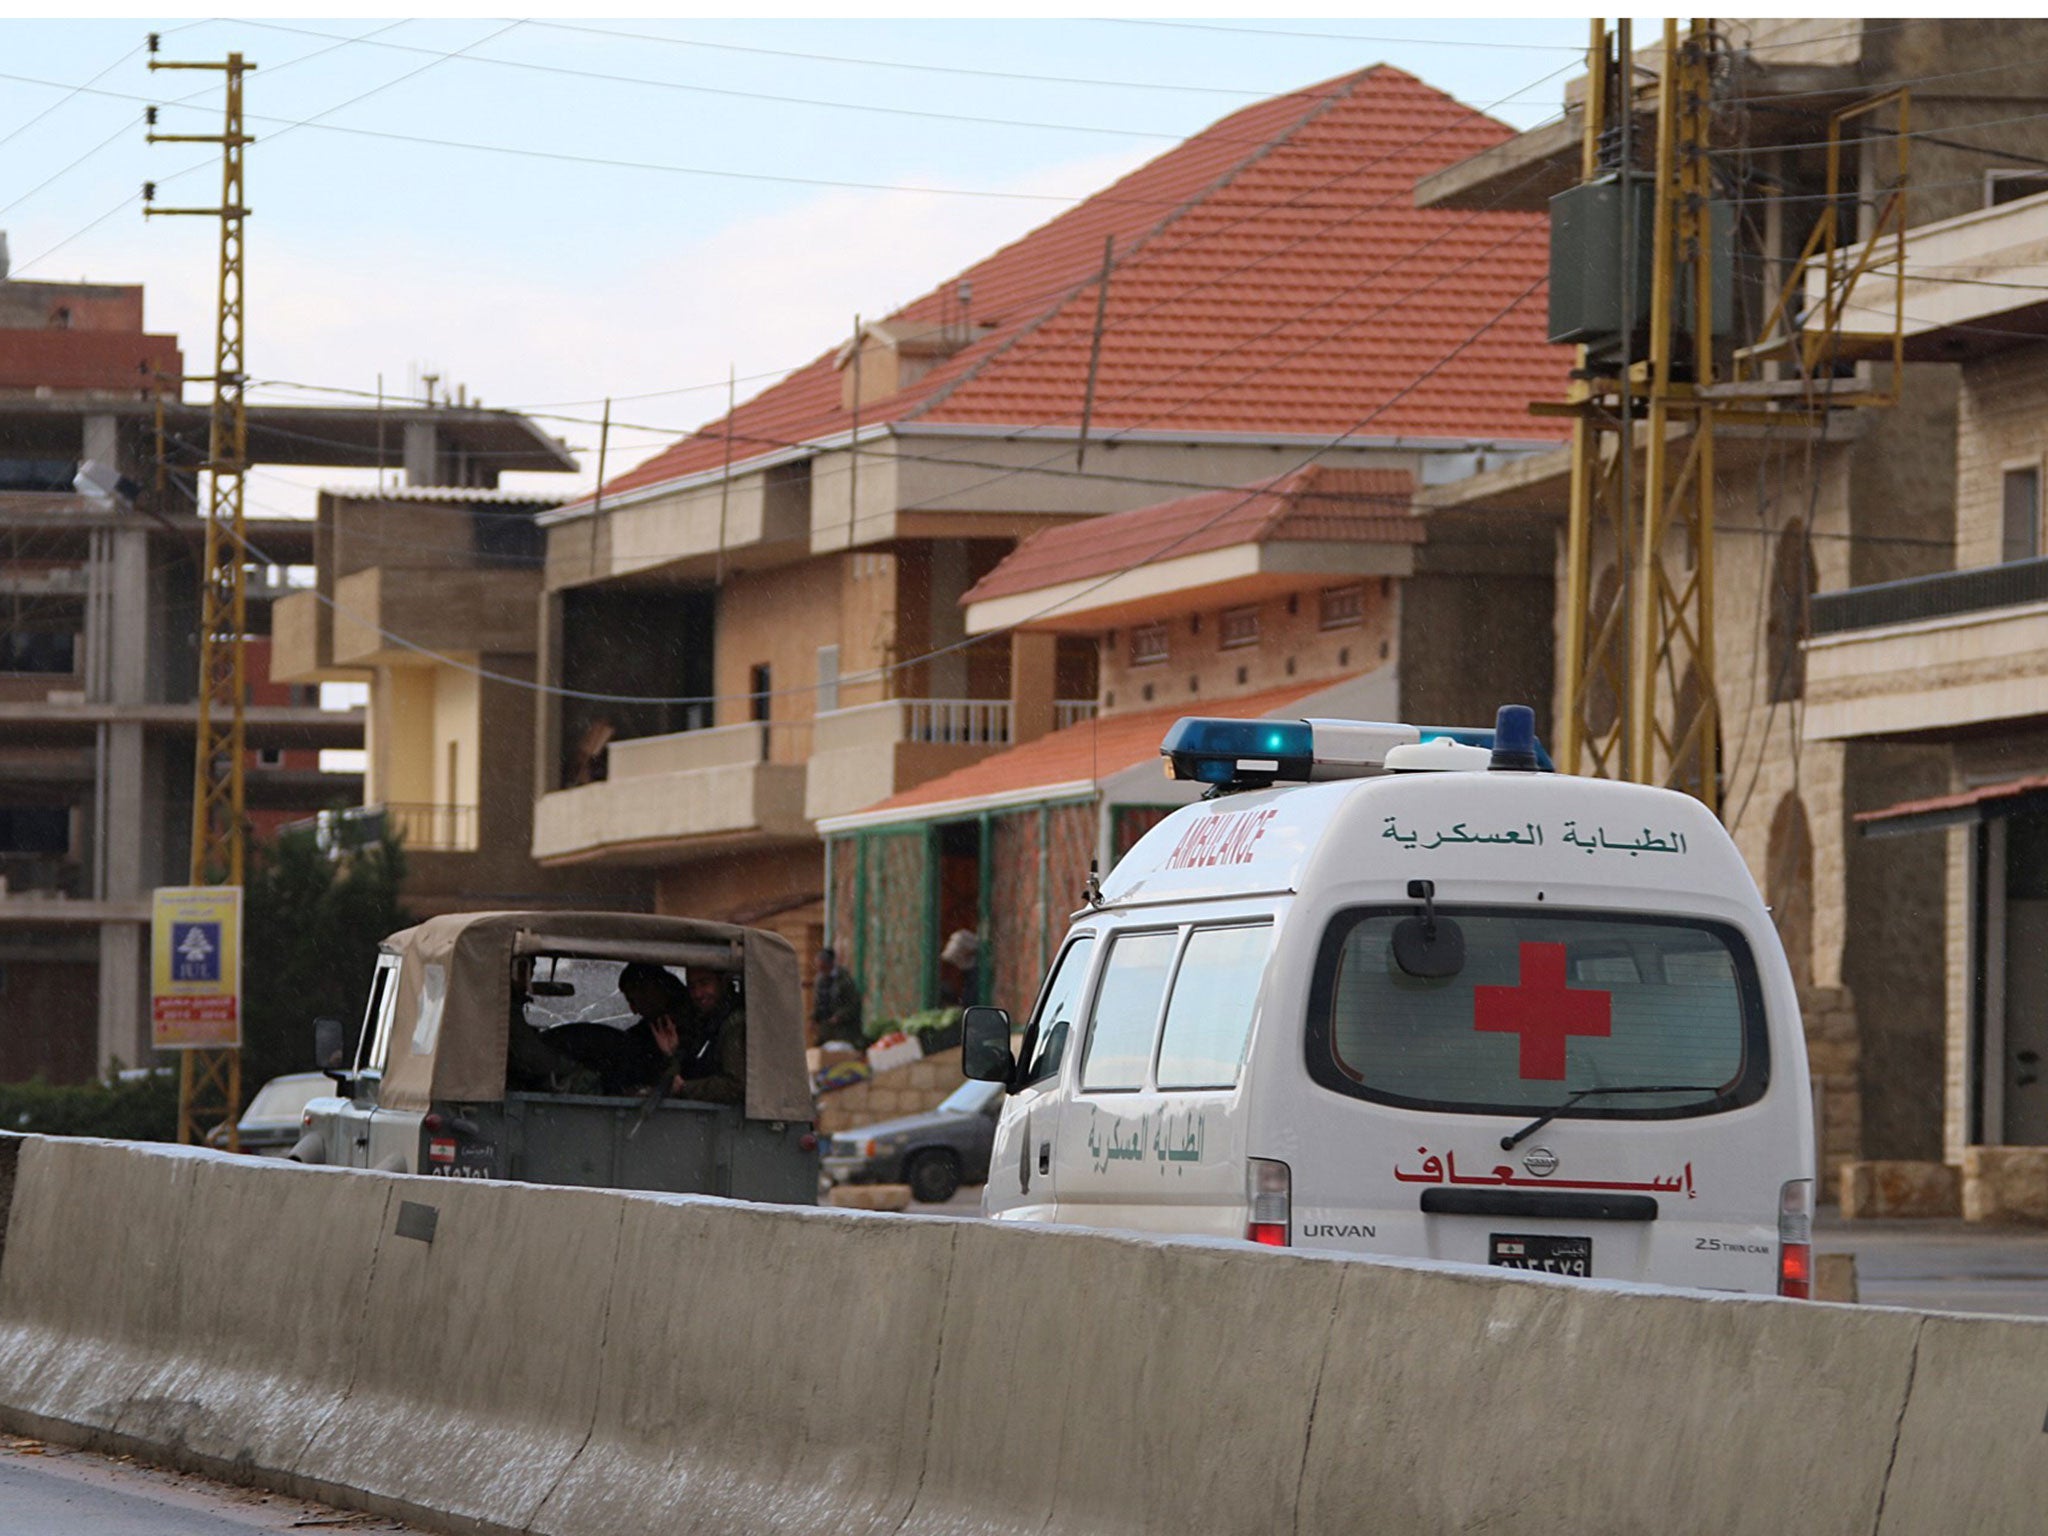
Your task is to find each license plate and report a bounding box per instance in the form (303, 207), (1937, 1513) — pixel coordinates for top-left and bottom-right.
(1490, 1233), (1591, 1275)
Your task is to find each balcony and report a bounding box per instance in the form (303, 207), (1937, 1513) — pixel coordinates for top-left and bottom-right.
(330, 565), (542, 668)
(1055, 699), (1099, 731)
(287, 802), (480, 855)
(805, 698), (1012, 823)
(532, 720), (810, 864)
(270, 589), (367, 684)
(1805, 558), (2048, 742)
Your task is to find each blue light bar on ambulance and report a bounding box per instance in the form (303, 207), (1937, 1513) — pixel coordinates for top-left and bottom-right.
(1161, 717), (1317, 785)
(1162, 711), (1553, 788)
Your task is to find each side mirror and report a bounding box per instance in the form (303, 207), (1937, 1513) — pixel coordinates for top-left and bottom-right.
(314, 1016), (353, 1092)
(961, 1006), (1015, 1085)
(1393, 879), (1465, 979)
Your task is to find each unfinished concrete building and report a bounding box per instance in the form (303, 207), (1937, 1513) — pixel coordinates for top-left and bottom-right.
(0, 267), (575, 1079)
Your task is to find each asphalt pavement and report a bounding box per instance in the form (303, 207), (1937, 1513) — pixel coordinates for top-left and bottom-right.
(0, 1435), (418, 1535)
(1816, 1213), (2048, 1317)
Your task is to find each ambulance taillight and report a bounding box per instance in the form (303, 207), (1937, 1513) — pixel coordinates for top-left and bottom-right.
(1777, 1177), (1814, 1298)
(1247, 1158), (1291, 1247)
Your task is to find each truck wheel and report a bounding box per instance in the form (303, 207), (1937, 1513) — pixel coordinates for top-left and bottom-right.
(905, 1150), (960, 1205)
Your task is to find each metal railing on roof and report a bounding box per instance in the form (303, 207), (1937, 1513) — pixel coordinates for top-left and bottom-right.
(1810, 556), (2048, 637)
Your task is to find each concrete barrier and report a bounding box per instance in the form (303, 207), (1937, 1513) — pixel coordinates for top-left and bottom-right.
(292, 1175), (623, 1531)
(537, 1197), (954, 1536)
(915, 1220), (1343, 1535)
(1876, 1310), (2048, 1531)
(1296, 1260), (1920, 1534)
(4, 1133), (2048, 1535)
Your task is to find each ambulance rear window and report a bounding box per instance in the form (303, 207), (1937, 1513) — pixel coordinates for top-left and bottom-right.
(1305, 908), (1768, 1119)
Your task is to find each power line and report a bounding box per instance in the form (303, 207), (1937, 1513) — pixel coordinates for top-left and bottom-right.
(522, 20), (1339, 99)
(234, 62), (1571, 465)
(6, 19), (478, 277)
(1104, 19), (1585, 52)
(234, 275), (1548, 710)
(0, 67), (1192, 210)
(0, 21), (417, 220)
(542, 61), (1574, 516)
(228, 18), (1311, 147)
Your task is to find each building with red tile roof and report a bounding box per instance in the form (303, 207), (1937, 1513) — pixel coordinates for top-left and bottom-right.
(562, 64), (1565, 516)
(532, 64), (1570, 1031)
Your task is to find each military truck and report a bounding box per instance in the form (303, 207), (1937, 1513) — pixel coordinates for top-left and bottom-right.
(291, 911), (818, 1204)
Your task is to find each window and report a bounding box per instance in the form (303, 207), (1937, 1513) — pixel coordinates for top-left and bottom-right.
(1319, 584), (1365, 630)
(0, 806), (68, 855)
(749, 663), (772, 722)
(1129, 623), (1169, 667)
(1018, 935), (1095, 1088)
(256, 746), (285, 769)
(1079, 930), (1177, 1091)
(1155, 924), (1272, 1089)
(355, 955), (400, 1076)
(0, 631), (77, 674)
(2003, 467), (2040, 563)
(1307, 909), (1768, 1120)
(1987, 170), (2048, 208)
(816, 645), (840, 713)
(1219, 605), (1261, 650)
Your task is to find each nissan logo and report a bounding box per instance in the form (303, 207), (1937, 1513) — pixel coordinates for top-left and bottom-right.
(1522, 1147), (1559, 1178)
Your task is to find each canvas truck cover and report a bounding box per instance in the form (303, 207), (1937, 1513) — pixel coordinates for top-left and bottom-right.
(377, 910), (812, 1122)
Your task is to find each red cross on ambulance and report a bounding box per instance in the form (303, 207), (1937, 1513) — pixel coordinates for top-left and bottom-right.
(1473, 941), (1611, 1081)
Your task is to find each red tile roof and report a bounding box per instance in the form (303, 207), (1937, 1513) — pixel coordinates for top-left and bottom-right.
(1856, 773), (2048, 828)
(593, 66), (1566, 506)
(962, 464), (1421, 605)
(844, 681), (1328, 823)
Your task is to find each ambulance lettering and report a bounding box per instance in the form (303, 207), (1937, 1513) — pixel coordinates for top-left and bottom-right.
(1163, 807), (1279, 871)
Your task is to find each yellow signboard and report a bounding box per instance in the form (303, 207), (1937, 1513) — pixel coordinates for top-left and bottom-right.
(151, 885), (243, 1049)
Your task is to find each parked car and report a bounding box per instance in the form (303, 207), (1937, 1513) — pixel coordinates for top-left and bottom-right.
(206, 1071), (330, 1156)
(823, 1078), (1002, 1203)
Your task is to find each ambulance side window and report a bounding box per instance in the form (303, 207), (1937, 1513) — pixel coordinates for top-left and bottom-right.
(1018, 935), (1095, 1088)
(1080, 930), (1177, 1092)
(1155, 923), (1272, 1090)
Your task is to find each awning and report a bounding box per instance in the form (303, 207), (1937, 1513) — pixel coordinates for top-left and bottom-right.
(1856, 774), (2048, 838)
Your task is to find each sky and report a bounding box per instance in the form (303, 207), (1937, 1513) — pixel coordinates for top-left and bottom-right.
(0, 14), (1591, 520)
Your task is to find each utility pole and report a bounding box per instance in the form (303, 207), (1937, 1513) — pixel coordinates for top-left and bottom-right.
(1549, 20), (1909, 816)
(146, 38), (254, 1147)
(1550, 20), (1721, 810)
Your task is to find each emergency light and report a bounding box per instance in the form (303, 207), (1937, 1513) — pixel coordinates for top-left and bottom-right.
(1161, 706), (1553, 790)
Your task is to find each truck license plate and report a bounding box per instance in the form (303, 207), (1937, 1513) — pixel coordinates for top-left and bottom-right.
(1490, 1233), (1591, 1275)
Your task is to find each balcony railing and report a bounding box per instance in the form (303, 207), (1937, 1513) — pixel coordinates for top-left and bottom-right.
(905, 698), (1011, 746)
(285, 802), (479, 854)
(1055, 699), (1099, 731)
(1811, 556), (2048, 637)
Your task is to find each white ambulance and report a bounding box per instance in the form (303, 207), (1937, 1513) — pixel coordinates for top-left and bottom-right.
(964, 707), (1816, 1297)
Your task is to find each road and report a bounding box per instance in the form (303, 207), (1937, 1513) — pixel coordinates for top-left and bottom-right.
(0, 1434), (418, 1535)
(1816, 1214), (2048, 1316)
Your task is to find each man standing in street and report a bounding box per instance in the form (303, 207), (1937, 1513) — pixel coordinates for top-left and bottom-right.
(811, 946), (863, 1047)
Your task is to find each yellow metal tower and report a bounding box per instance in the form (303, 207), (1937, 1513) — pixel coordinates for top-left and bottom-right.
(1553, 21), (1910, 817)
(1555, 19), (1723, 811)
(146, 40), (255, 1146)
